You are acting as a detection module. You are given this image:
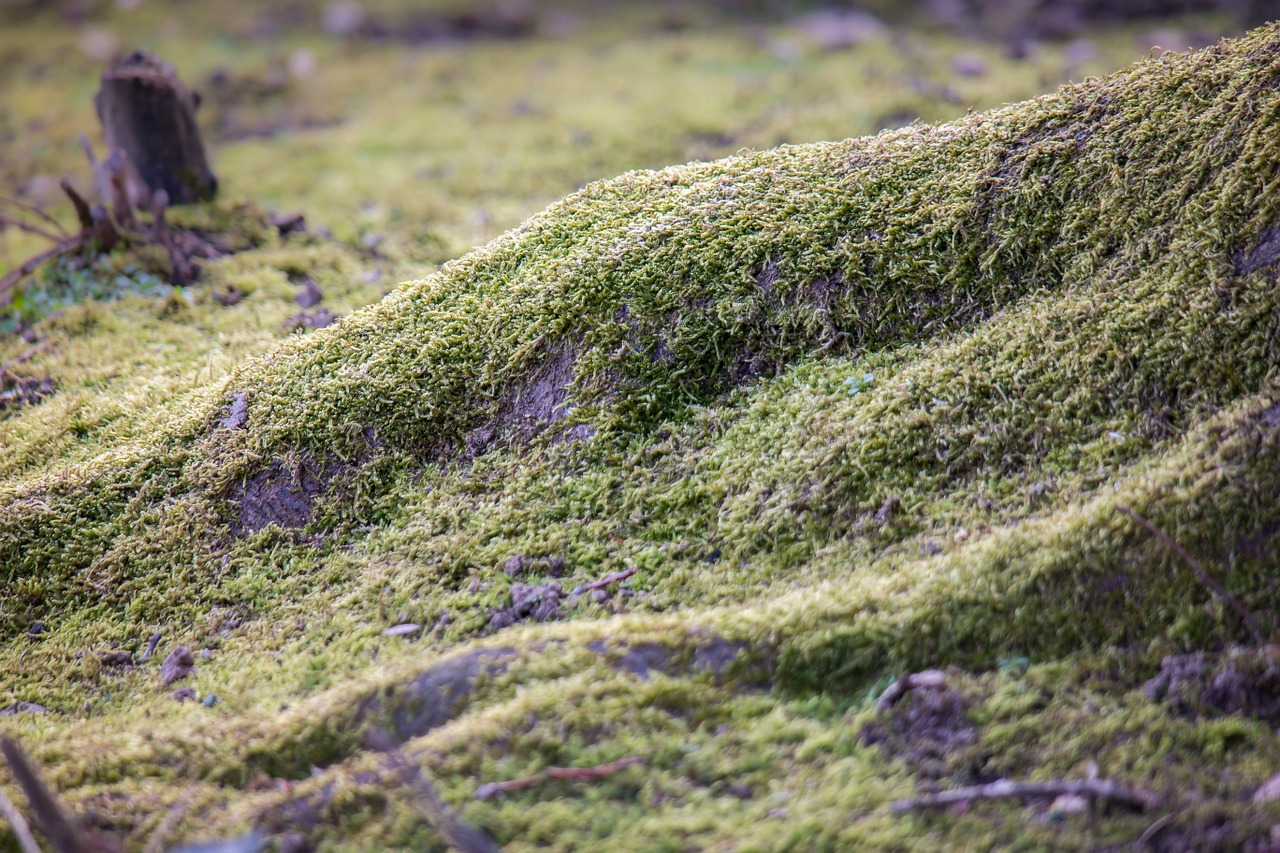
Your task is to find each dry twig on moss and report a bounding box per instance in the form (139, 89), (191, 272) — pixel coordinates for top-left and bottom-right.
(1117, 505), (1267, 645)
(574, 566), (637, 595)
(890, 777), (1161, 814)
(474, 756), (645, 800)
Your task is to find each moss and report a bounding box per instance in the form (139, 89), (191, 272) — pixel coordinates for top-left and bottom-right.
(3, 6), (1280, 851)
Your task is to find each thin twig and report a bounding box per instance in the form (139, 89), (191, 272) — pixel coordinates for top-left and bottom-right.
(0, 784), (43, 853)
(0, 737), (84, 853)
(1136, 813), (1175, 848)
(0, 212), (63, 244)
(890, 777), (1160, 814)
(474, 756), (645, 801)
(875, 670), (948, 710)
(367, 731), (501, 853)
(1117, 505), (1266, 645)
(0, 237), (81, 296)
(59, 182), (93, 230)
(575, 567), (637, 595)
(0, 197), (69, 237)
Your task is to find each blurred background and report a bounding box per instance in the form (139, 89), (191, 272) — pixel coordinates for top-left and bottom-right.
(1, 0), (1275, 289)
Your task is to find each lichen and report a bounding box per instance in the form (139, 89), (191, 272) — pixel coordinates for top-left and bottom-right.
(2, 7), (1279, 852)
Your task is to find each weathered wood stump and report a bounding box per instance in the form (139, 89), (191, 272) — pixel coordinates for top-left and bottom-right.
(93, 51), (217, 207)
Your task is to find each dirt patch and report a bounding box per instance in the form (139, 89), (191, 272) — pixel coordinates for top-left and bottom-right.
(227, 456), (333, 537)
(860, 672), (982, 781)
(1144, 648), (1280, 724)
(0, 372), (55, 415)
(471, 344), (577, 453)
(1234, 225), (1280, 277)
(486, 581), (564, 631)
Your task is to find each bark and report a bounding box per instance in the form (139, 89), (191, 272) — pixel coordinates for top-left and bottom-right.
(93, 51), (217, 207)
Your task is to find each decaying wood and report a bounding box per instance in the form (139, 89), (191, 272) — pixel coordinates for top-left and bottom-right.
(1117, 505), (1267, 645)
(889, 777), (1161, 814)
(93, 52), (216, 207)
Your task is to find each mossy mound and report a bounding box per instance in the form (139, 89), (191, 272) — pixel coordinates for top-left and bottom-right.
(2, 24), (1280, 853)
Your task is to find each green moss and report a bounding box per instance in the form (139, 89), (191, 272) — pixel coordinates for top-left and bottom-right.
(2, 7), (1280, 851)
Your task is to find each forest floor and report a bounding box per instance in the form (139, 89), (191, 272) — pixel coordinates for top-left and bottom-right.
(0, 2), (1278, 851)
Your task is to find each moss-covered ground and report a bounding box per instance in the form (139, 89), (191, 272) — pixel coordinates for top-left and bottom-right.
(1, 2), (1279, 850)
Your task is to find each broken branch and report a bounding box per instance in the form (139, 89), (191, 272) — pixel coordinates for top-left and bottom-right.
(59, 181), (93, 230)
(1117, 504), (1266, 645)
(890, 777), (1160, 814)
(0, 237), (82, 297)
(0, 197), (69, 238)
(474, 756), (645, 800)
(0, 212), (63, 244)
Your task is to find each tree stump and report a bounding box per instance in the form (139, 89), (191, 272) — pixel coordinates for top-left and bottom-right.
(93, 51), (217, 207)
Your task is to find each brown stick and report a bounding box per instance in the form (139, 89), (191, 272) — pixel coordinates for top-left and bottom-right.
(367, 731), (501, 853)
(0, 212), (62, 244)
(474, 756), (645, 800)
(576, 567), (638, 595)
(59, 182), (93, 230)
(0, 738), (85, 853)
(1117, 505), (1266, 645)
(890, 777), (1160, 814)
(0, 237), (82, 297)
(0, 197), (68, 238)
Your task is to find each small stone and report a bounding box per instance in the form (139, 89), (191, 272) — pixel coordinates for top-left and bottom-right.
(0, 701), (48, 716)
(171, 686), (197, 702)
(591, 588), (611, 604)
(1254, 772), (1280, 803)
(223, 391), (248, 430)
(202, 693), (219, 707)
(504, 554), (526, 577)
(382, 623), (421, 638)
(100, 650), (134, 666)
(294, 278), (323, 309)
(487, 611), (515, 630)
(27, 621), (46, 636)
(161, 646), (195, 687)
